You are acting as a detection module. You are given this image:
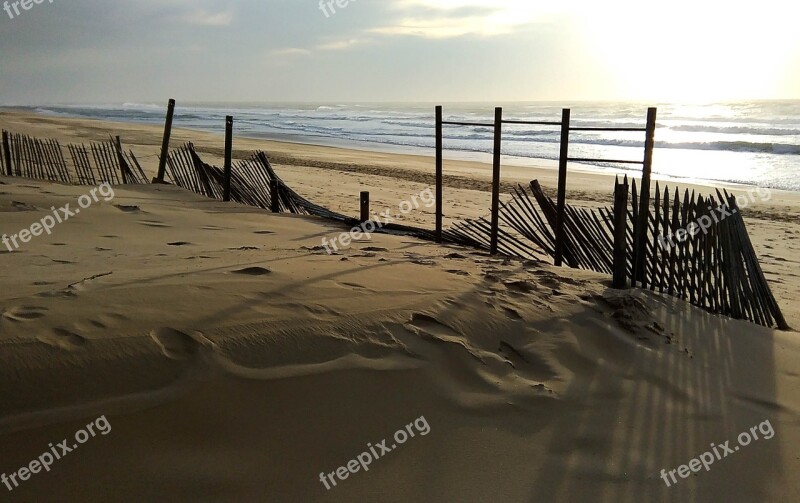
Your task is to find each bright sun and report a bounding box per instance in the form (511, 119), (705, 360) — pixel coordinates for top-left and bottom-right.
(576, 0), (800, 101)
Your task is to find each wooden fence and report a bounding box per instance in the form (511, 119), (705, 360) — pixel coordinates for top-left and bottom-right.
(434, 106), (657, 264)
(494, 178), (788, 329)
(0, 100), (786, 329)
(1, 131), (148, 185)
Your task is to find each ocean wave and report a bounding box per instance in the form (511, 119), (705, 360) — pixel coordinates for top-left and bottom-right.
(670, 124), (800, 136)
(659, 140), (800, 155)
(256, 119), (800, 156)
(121, 103), (162, 110)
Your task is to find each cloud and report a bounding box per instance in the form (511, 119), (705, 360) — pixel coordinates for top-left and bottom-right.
(270, 47), (312, 57)
(182, 10), (234, 26)
(316, 38), (371, 51)
(371, 0), (568, 38)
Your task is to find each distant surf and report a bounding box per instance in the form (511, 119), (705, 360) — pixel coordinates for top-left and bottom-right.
(28, 101), (800, 191)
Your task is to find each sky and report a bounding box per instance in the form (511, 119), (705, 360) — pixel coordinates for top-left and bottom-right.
(1, 0), (799, 104)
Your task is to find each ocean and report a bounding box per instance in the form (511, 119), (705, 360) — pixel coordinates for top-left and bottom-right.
(30, 101), (800, 191)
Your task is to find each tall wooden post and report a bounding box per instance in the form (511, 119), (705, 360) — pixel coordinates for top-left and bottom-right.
(270, 179), (280, 213)
(435, 106), (443, 243)
(114, 136), (128, 184)
(613, 176), (630, 289)
(490, 107), (503, 255)
(155, 99), (176, 183)
(554, 108), (571, 267)
(360, 191), (370, 223)
(634, 107), (658, 287)
(223, 115), (233, 202)
(2, 131), (12, 176)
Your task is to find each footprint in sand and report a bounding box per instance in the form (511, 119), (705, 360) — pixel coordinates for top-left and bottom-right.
(503, 280), (537, 293)
(502, 307), (523, 320)
(167, 241), (193, 247)
(231, 266), (272, 276)
(114, 205), (142, 213)
(140, 221), (171, 228)
(11, 201), (38, 211)
(76, 319), (107, 329)
(150, 327), (211, 360)
(99, 312), (129, 324)
(2, 306), (48, 322)
(253, 230), (274, 235)
(340, 282), (367, 289)
(37, 328), (86, 351)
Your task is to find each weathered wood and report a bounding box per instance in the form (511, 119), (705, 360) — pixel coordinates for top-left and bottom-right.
(630, 178), (639, 285)
(360, 191), (370, 223)
(270, 179), (280, 213)
(155, 99), (176, 183)
(634, 107), (658, 286)
(490, 107), (503, 255)
(224, 115), (233, 202)
(435, 106), (443, 243)
(613, 176), (629, 288)
(652, 182), (662, 292)
(554, 108), (571, 267)
(1, 131), (10, 176)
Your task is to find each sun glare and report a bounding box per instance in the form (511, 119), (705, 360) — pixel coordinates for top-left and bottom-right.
(576, 1), (800, 101)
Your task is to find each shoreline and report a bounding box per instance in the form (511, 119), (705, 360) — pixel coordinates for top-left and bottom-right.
(7, 106), (793, 194)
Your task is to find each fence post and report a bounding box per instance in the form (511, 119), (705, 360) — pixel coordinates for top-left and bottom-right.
(223, 115), (233, 202)
(435, 105), (443, 243)
(154, 98), (176, 183)
(2, 131), (12, 176)
(490, 107), (503, 255)
(270, 179), (280, 213)
(634, 107), (658, 287)
(360, 191), (370, 223)
(554, 108), (571, 267)
(613, 176), (630, 288)
(114, 136), (128, 184)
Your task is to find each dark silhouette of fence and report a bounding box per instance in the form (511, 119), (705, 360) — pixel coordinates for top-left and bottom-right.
(0, 100), (785, 329)
(494, 178), (788, 329)
(1, 131), (148, 185)
(434, 106), (657, 266)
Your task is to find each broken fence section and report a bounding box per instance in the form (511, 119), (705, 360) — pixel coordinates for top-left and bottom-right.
(163, 144), (538, 258)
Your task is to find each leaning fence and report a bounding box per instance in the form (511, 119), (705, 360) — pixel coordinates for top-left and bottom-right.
(0, 100), (787, 329)
(492, 178), (788, 329)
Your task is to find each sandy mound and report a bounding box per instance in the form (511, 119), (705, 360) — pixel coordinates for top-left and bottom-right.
(0, 178), (798, 502)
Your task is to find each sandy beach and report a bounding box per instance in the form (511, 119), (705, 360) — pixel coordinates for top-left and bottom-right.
(1, 109), (799, 502)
